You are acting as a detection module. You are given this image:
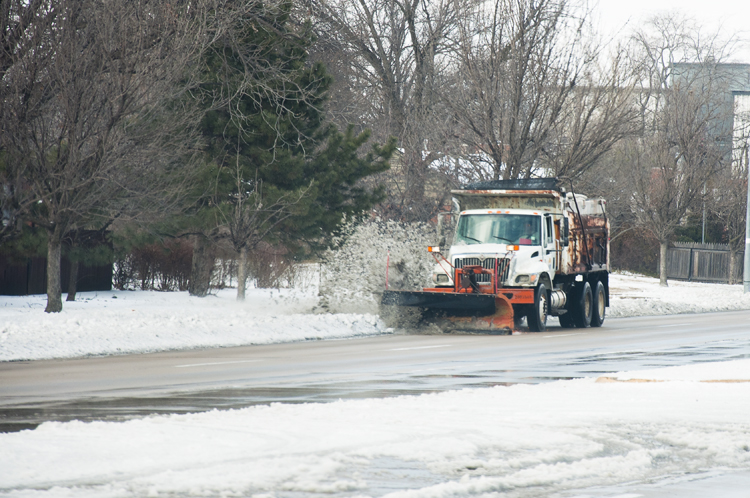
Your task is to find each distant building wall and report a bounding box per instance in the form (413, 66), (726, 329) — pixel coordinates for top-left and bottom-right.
(672, 62), (750, 161)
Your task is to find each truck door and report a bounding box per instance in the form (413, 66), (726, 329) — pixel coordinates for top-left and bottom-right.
(543, 214), (557, 273)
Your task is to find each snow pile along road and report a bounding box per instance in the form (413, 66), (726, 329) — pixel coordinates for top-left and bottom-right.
(1, 359), (749, 497)
(608, 273), (750, 317)
(2, 272), (750, 362)
(0, 287), (387, 362)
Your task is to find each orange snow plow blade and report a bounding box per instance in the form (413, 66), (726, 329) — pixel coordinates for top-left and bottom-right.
(380, 263), (533, 333)
(380, 289), (517, 333)
(440, 293), (514, 332)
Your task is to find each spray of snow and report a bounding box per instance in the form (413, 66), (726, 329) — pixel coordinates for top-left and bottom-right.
(316, 219), (436, 314)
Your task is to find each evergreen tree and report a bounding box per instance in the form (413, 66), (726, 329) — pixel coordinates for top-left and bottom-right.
(189, 1), (395, 298)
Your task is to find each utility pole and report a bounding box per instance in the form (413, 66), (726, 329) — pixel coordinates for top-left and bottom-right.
(702, 184), (706, 244)
(744, 146), (750, 292)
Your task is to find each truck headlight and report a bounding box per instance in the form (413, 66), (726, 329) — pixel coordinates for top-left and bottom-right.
(515, 274), (537, 284)
(435, 274), (450, 284)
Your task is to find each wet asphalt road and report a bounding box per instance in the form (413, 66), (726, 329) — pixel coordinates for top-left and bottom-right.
(1, 310), (750, 432)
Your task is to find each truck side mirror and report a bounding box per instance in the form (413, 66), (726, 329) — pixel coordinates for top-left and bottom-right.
(562, 218), (570, 246)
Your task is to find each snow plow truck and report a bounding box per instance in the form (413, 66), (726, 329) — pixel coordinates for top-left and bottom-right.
(380, 178), (610, 333)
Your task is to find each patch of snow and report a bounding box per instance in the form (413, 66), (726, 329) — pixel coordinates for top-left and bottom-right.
(609, 358), (750, 382)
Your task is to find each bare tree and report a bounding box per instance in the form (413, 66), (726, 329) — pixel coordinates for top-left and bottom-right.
(623, 14), (736, 286)
(541, 50), (640, 179)
(712, 99), (750, 284)
(0, 0), (58, 241)
(442, 0), (618, 181)
(0, 0), (56, 79)
(309, 0), (467, 219)
(712, 159), (748, 284)
(1, 0), (206, 311)
(222, 169), (311, 301)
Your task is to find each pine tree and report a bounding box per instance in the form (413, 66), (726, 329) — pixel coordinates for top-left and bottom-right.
(188, 2), (395, 298)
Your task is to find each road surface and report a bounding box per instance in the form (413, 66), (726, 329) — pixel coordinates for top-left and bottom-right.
(2, 310), (750, 431)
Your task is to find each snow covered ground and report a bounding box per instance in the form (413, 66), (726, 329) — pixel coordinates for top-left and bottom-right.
(1, 360), (749, 497)
(607, 273), (750, 318)
(0, 283), (382, 362)
(2, 272), (750, 497)
(3, 272), (750, 362)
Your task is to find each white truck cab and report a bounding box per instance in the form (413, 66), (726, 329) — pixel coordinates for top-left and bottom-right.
(433, 209), (559, 290)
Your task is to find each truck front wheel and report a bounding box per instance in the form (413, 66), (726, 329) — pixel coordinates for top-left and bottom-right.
(571, 281), (593, 328)
(527, 283), (548, 332)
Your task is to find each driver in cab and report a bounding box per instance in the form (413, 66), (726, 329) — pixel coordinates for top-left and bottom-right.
(517, 220), (538, 245)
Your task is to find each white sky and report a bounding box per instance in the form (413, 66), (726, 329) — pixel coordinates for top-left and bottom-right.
(593, 0), (750, 63)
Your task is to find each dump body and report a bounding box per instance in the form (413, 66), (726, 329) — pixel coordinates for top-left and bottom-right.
(381, 178), (610, 333)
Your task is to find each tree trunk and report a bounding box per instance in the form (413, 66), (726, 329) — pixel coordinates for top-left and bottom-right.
(405, 152), (426, 208)
(659, 240), (669, 287)
(729, 248), (738, 285)
(188, 235), (213, 297)
(45, 231), (63, 313)
(237, 245), (248, 301)
(66, 259), (79, 301)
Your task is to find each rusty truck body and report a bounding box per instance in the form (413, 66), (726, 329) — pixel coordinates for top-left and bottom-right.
(380, 178), (609, 333)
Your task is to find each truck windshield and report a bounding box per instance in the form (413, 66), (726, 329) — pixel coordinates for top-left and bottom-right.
(454, 214), (541, 246)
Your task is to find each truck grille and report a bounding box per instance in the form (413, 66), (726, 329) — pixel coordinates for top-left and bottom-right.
(454, 257), (510, 284)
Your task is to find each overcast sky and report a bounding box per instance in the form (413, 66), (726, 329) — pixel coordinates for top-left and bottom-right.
(593, 0), (750, 63)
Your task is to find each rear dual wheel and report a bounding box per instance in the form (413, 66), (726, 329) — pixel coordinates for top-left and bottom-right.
(591, 280), (606, 327)
(560, 280), (606, 328)
(557, 281), (591, 328)
(573, 281), (593, 328)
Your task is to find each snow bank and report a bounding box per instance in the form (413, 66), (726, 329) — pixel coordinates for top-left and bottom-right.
(609, 273), (750, 317)
(1, 359), (749, 497)
(0, 287), (387, 362)
(2, 271), (750, 362)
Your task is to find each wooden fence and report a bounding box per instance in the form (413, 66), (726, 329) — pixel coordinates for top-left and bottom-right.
(666, 242), (743, 283)
(0, 255), (112, 296)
